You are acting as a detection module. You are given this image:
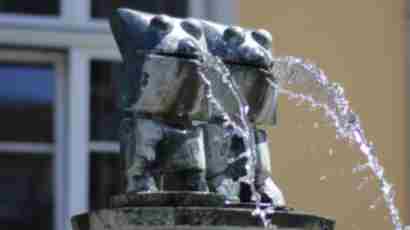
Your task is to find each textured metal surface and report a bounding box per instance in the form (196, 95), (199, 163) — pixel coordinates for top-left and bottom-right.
(119, 117), (208, 192)
(109, 7), (291, 211)
(110, 8), (277, 124)
(110, 8), (282, 199)
(110, 8), (273, 68)
(72, 7), (336, 230)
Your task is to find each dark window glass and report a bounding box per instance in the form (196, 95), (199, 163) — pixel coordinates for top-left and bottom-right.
(92, 0), (188, 19)
(0, 63), (54, 142)
(89, 154), (121, 209)
(0, 0), (59, 15)
(0, 155), (53, 230)
(90, 60), (122, 141)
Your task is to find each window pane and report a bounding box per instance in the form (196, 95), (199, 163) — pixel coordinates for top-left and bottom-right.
(92, 0), (188, 19)
(90, 60), (121, 141)
(0, 155), (53, 230)
(89, 154), (121, 210)
(0, 63), (54, 142)
(0, 0), (59, 15)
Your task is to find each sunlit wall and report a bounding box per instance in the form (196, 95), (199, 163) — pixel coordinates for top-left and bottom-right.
(239, 1), (409, 229)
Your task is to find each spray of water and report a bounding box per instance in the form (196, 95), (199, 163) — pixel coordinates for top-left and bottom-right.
(198, 54), (285, 228)
(199, 53), (251, 139)
(196, 53), (285, 228)
(198, 54), (260, 196)
(268, 56), (403, 230)
(196, 52), (403, 229)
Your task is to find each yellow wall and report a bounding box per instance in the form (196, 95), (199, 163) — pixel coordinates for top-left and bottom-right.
(239, 1), (409, 229)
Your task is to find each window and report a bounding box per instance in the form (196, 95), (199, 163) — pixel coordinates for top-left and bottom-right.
(0, 0), (59, 15)
(0, 50), (65, 230)
(0, 1), (236, 230)
(90, 60), (121, 142)
(0, 155), (53, 230)
(89, 60), (122, 209)
(0, 63), (54, 142)
(91, 0), (188, 19)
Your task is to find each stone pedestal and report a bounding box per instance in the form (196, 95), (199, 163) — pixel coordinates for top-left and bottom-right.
(72, 192), (334, 230)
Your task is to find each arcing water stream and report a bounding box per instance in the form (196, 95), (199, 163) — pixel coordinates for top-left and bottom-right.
(199, 53), (258, 196)
(268, 56), (403, 230)
(199, 53), (403, 229)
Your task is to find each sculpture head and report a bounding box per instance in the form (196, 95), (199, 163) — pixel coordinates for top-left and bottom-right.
(110, 8), (277, 125)
(110, 9), (207, 60)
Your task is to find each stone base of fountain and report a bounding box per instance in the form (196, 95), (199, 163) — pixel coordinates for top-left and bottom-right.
(71, 192), (335, 230)
(110, 191), (226, 208)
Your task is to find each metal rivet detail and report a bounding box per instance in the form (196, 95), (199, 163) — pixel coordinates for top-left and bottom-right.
(181, 19), (202, 40)
(251, 29), (272, 49)
(223, 26), (245, 45)
(150, 15), (173, 34)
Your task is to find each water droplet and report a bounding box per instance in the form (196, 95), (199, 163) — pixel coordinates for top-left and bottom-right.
(353, 163), (369, 174)
(319, 176), (327, 181)
(356, 176), (369, 191)
(313, 122), (319, 128)
(328, 148), (334, 156)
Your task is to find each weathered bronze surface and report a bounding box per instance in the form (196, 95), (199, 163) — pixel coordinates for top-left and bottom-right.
(110, 8), (284, 206)
(71, 7), (335, 230)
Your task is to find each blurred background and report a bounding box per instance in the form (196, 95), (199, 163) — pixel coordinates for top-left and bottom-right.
(0, 0), (408, 230)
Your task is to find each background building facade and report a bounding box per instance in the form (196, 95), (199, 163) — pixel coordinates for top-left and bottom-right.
(0, 1), (235, 230)
(240, 1), (410, 229)
(0, 1), (408, 230)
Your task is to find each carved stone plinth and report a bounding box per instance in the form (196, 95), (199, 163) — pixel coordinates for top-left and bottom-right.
(72, 192), (334, 230)
(72, 207), (335, 230)
(110, 191), (225, 208)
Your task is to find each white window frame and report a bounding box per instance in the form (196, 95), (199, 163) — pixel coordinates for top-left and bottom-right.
(0, 1), (237, 230)
(85, 49), (121, 155)
(0, 49), (66, 230)
(189, 0), (238, 24)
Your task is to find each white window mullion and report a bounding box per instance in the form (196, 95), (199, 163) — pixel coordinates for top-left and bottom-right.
(188, 1), (207, 19)
(54, 53), (68, 230)
(62, 0), (90, 25)
(0, 48), (66, 230)
(89, 141), (119, 153)
(64, 48), (90, 230)
(190, 0), (237, 24)
(0, 142), (53, 153)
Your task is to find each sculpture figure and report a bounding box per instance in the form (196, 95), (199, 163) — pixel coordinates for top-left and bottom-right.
(72, 9), (336, 230)
(110, 8), (285, 207)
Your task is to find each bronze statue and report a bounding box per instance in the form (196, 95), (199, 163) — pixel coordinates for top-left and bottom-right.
(72, 8), (336, 230)
(110, 8), (285, 207)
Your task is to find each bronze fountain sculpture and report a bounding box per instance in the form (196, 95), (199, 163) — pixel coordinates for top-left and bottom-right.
(71, 8), (335, 230)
